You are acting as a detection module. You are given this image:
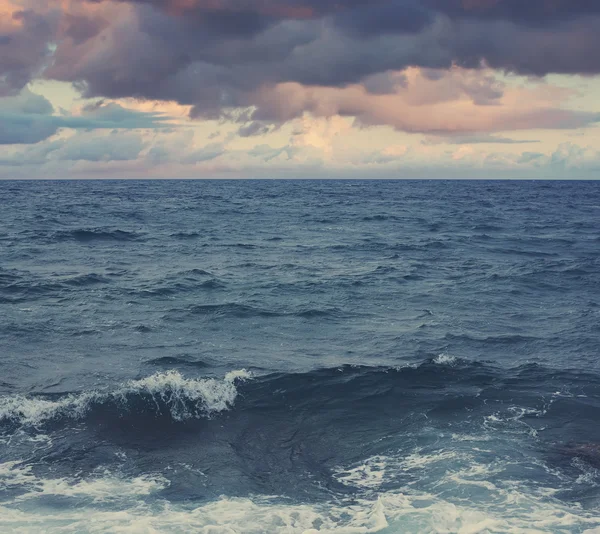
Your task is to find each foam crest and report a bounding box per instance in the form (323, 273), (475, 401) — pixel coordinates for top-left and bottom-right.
(0, 370), (250, 426)
(0, 393), (97, 427)
(120, 369), (251, 421)
(432, 353), (458, 365)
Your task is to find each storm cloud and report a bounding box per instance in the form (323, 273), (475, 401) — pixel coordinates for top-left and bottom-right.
(2, 0), (600, 133)
(0, 7), (59, 95)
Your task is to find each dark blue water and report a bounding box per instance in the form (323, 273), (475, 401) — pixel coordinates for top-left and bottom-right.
(1, 180), (600, 532)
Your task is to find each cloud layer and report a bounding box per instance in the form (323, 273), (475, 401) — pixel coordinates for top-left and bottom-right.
(1, 0), (599, 179)
(2, 0), (600, 127)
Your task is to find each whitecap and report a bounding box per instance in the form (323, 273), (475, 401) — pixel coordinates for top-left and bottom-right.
(0, 370), (251, 426)
(432, 353), (458, 365)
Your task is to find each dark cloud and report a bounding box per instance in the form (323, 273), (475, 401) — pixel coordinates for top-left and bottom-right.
(237, 121), (272, 137)
(458, 72), (504, 105)
(63, 13), (108, 45)
(0, 9), (59, 96)
(420, 68), (446, 81)
(426, 0), (600, 26)
(333, 1), (433, 38)
(361, 72), (408, 95)
(88, 0), (373, 22)
(3, 0), (600, 134)
(96, 0), (600, 28)
(49, 0), (599, 98)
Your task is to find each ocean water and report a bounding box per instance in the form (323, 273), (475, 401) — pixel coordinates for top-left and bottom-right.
(1, 179), (600, 533)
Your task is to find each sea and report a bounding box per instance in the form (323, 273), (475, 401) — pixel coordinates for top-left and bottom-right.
(1, 179), (600, 533)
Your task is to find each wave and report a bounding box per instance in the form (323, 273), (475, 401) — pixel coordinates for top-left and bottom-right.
(0, 359), (491, 435)
(444, 332), (540, 344)
(216, 243), (257, 249)
(169, 232), (201, 239)
(362, 214), (397, 222)
(178, 268), (214, 277)
(136, 279), (225, 297)
(3, 359), (600, 532)
(0, 269), (22, 285)
(52, 229), (144, 243)
(3, 359), (600, 463)
(432, 353), (458, 365)
(164, 303), (359, 321)
(0, 273), (111, 303)
(61, 273), (111, 286)
(181, 303), (280, 318)
(0, 370), (250, 427)
(391, 240), (450, 252)
(131, 268), (226, 297)
(144, 356), (210, 368)
(471, 223), (503, 232)
(295, 306), (354, 319)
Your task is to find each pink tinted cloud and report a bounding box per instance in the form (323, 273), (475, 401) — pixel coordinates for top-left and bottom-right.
(161, 0), (316, 18)
(250, 68), (598, 134)
(2, 0), (599, 137)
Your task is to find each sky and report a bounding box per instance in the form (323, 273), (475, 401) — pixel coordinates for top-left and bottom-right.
(1, 0), (600, 179)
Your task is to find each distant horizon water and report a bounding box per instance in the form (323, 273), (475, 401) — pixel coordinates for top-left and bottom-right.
(3, 177), (600, 183)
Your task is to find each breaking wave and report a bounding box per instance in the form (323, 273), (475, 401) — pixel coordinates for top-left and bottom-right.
(3, 362), (600, 532)
(0, 370), (250, 427)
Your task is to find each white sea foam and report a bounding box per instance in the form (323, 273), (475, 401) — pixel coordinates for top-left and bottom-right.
(0, 370), (251, 426)
(330, 450), (600, 533)
(433, 353), (458, 365)
(573, 458), (600, 486)
(3, 451), (600, 533)
(482, 406), (542, 439)
(1, 483), (600, 534)
(0, 461), (168, 504)
(333, 450), (472, 492)
(450, 433), (492, 442)
(401, 449), (463, 471)
(118, 369), (250, 421)
(334, 456), (389, 490)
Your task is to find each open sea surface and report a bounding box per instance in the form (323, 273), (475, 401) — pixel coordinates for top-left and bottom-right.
(1, 179), (600, 533)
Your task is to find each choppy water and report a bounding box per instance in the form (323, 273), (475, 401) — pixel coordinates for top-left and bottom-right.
(1, 179), (600, 533)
